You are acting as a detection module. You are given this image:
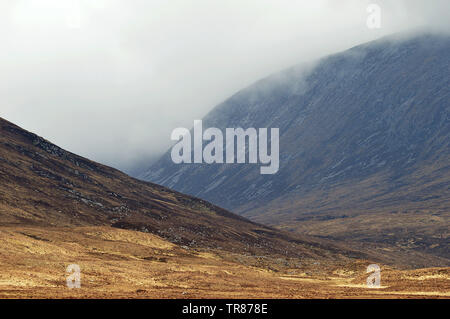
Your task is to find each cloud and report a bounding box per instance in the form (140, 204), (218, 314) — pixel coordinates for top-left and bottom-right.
(0, 0), (448, 174)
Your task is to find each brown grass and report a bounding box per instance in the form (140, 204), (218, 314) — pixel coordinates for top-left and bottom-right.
(0, 226), (448, 299)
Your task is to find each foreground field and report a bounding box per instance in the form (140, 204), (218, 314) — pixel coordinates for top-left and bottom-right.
(0, 226), (448, 299)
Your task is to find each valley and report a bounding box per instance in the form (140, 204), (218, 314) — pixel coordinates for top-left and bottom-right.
(0, 115), (448, 298)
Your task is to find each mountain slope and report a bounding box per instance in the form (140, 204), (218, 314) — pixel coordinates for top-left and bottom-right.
(141, 32), (450, 261)
(0, 116), (365, 261)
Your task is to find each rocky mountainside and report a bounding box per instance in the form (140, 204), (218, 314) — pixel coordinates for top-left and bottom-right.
(0, 116), (368, 261)
(141, 32), (450, 262)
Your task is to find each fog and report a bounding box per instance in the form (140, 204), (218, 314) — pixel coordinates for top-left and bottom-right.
(0, 0), (448, 174)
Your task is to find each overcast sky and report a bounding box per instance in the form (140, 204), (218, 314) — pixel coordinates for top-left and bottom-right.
(0, 0), (449, 174)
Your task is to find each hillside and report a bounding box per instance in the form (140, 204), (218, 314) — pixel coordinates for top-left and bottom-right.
(141, 32), (450, 263)
(0, 116), (362, 261)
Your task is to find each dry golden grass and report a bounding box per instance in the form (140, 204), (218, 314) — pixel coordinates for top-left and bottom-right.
(0, 226), (448, 299)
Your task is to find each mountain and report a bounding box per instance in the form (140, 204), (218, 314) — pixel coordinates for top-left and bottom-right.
(0, 116), (367, 262)
(140, 32), (450, 262)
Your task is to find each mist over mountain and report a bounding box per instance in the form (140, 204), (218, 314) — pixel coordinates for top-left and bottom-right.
(141, 32), (450, 261)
